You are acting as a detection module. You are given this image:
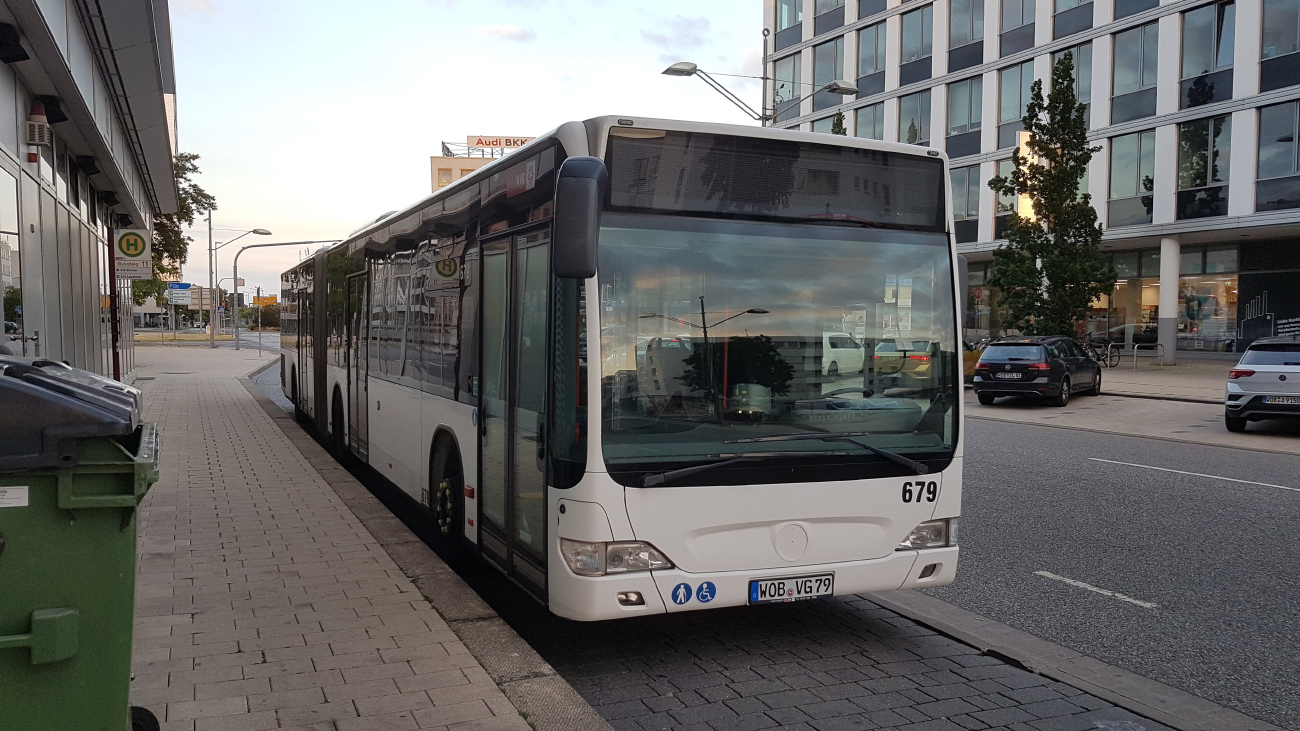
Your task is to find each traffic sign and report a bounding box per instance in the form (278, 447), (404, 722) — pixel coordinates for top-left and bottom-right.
(253, 295), (278, 307)
(114, 229), (153, 280)
(167, 282), (192, 290)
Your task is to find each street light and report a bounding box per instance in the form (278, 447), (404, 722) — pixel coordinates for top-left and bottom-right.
(207, 220), (271, 348)
(661, 62), (857, 125)
(232, 240), (341, 351)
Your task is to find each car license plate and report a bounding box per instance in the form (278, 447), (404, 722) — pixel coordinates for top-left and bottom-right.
(994, 372), (1022, 379)
(1264, 396), (1300, 404)
(748, 574), (834, 605)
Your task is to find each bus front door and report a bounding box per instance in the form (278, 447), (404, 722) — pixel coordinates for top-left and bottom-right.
(296, 287), (311, 417)
(346, 272), (368, 459)
(479, 229), (551, 598)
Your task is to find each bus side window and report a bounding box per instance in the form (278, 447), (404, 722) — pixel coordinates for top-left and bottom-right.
(549, 279), (587, 489)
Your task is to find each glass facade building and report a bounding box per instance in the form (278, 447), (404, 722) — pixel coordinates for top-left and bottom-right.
(768, 0), (1300, 356)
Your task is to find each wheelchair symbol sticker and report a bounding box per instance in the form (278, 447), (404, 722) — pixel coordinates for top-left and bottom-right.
(671, 583), (692, 605)
(696, 582), (716, 603)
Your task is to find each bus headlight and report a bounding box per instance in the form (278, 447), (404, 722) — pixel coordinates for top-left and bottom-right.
(560, 539), (673, 576)
(896, 519), (958, 550)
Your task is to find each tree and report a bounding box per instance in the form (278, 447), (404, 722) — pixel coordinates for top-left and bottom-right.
(830, 111), (847, 136)
(986, 52), (1115, 336)
(131, 153), (217, 305)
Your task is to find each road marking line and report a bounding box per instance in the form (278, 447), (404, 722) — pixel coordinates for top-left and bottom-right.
(1088, 458), (1300, 493)
(1033, 571), (1158, 609)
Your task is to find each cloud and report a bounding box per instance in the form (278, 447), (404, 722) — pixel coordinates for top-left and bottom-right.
(479, 24), (537, 42)
(641, 16), (711, 52)
(174, 0), (214, 11)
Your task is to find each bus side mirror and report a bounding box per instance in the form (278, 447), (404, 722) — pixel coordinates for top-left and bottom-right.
(553, 156), (608, 279)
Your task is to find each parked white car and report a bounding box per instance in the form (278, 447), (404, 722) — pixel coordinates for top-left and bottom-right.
(1224, 336), (1300, 432)
(822, 332), (864, 376)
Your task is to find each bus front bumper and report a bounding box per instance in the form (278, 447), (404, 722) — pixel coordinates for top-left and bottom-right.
(548, 547), (958, 622)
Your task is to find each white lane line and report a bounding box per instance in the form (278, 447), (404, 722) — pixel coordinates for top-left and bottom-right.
(1033, 571), (1159, 609)
(1088, 458), (1300, 493)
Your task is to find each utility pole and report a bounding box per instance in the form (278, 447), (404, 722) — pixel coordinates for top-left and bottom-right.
(256, 285), (263, 355)
(207, 210), (216, 348)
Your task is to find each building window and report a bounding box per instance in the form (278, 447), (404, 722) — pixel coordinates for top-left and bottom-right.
(1001, 0), (1036, 55)
(901, 5), (935, 84)
(437, 168), (453, 187)
(816, 0), (844, 11)
(812, 116), (837, 133)
(994, 158), (1016, 238)
(1262, 0), (1299, 58)
(898, 90), (932, 145)
(951, 165), (982, 243)
(856, 102), (885, 139)
(1112, 22), (1159, 123)
(1176, 115), (1231, 219)
(998, 61), (1034, 148)
(858, 22), (887, 96)
(813, 37), (845, 111)
(947, 77), (983, 157)
(1109, 129), (1156, 226)
(1053, 0), (1093, 40)
(1180, 2), (1235, 107)
(777, 0), (803, 31)
(859, 23), (886, 75)
(774, 54), (803, 122)
(951, 0), (985, 47)
(948, 77), (983, 135)
(1053, 43), (1092, 107)
(1003, 0), (1034, 30)
(1261, 0), (1300, 90)
(1257, 101), (1300, 211)
(950, 0), (986, 70)
(1115, 0), (1158, 20)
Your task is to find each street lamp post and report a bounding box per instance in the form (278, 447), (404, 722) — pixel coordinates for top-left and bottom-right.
(661, 62), (857, 125)
(208, 227), (271, 347)
(233, 240), (341, 351)
(639, 303), (769, 422)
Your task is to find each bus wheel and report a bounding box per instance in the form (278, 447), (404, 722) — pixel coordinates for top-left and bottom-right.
(291, 367), (305, 423)
(331, 388), (346, 455)
(429, 438), (466, 556)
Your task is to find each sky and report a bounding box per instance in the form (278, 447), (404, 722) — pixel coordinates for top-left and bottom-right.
(172, 0), (764, 297)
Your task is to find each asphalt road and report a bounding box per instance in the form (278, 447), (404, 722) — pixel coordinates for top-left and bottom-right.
(928, 416), (1300, 729)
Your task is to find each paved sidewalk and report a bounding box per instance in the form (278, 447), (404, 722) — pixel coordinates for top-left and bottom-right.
(128, 346), (534, 731)
(1099, 359), (1232, 403)
(965, 390), (1300, 455)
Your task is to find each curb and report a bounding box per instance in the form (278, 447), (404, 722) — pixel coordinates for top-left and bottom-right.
(237, 374), (612, 731)
(1103, 390), (1221, 405)
(868, 590), (1282, 731)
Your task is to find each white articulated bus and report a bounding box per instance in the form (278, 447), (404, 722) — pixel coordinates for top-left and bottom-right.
(281, 116), (963, 621)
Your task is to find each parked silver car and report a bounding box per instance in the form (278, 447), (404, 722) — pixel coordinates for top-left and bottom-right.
(1224, 336), (1300, 432)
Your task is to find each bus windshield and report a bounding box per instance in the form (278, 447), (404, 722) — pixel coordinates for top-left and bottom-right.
(598, 213), (959, 487)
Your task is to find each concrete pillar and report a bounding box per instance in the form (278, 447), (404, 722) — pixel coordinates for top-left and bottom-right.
(1158, 236), (1180, 364)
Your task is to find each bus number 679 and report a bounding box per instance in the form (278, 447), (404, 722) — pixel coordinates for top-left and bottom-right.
(902, 481), (938, 503)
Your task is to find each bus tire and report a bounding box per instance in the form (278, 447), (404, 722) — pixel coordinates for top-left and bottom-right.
(331, 387), (346, 455)
(291, 367), (306, 423)
(429, 436), (467, 557)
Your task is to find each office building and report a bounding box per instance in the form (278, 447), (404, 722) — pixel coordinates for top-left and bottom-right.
(0, 0), (178, 378)
(765, 0), (1300, 357)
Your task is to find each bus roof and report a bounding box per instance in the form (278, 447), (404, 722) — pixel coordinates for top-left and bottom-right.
(312, 116), (951, 264)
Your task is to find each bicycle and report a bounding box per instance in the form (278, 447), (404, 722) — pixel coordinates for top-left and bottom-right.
(1083, 337), (1121, 368)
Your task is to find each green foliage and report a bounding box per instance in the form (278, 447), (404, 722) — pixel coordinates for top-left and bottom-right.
(986, 52), (1115, 337)
(679, 335), (794, 396)
(3, 285), (19, 323)
(830, 111), (847, 136)
(131, 152), (217, 305)
(240, 305), (280, 329)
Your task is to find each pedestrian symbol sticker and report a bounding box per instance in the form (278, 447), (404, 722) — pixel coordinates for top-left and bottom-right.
(696, 582), (716, 603)
(671, 582), (692, 605)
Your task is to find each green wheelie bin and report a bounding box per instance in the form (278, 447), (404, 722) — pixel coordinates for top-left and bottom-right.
(0, 357), (161, 731)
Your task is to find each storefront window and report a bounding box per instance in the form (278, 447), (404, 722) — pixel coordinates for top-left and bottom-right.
(966, 262), (1006, 341)
(1178, 273), (1238, 351)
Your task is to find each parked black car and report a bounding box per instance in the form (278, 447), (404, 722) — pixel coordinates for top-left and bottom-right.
(972, 336), (1101, 406)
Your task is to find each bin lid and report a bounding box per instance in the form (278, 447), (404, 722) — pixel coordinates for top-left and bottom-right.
(0, 357), (142, 472)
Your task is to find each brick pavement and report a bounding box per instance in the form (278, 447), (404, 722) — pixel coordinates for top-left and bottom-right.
(129, 348), (530, 731)
(505, 590), (1178, 731)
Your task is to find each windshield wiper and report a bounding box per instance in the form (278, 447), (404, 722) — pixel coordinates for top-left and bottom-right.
(641, 450), (855, 487)
(726, 432), (930, 475)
